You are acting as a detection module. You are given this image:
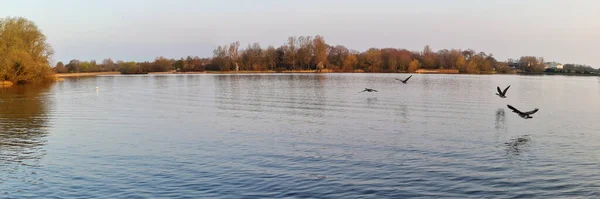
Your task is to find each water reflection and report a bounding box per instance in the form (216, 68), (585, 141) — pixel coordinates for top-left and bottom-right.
(0, 85), (51, 166)
(396, 104), (408, 120)
(366, 97), (378, 108)
(214, 75), (327, 119)
(505, 135), (531, 156)
(495, 108), (506, 130)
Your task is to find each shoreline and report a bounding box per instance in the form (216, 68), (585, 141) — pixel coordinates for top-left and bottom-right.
(55, 71), (121, 78)
(51, 70), (600, 77)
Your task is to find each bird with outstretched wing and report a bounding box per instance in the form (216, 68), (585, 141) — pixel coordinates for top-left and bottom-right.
(396, 75), (413, 84)
(496, 85), (510, 98)
(507, 104), (538, 119)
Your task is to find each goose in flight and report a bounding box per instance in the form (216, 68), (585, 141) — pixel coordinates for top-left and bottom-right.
(496, 85), (510, 98)
(360, 88), (378, 93)
(507, 104), (539, 119)
(396, 75), (413, 84)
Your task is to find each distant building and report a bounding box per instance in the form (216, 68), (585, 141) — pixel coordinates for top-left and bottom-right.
(507, 59), (520, 69)
(545, 62), (563, 69)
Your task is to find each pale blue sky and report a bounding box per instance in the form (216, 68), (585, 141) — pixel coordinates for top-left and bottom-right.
(1, 0), (598, 67)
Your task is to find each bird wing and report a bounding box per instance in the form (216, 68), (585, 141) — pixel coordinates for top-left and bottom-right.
(395, 78), (401, 81)
(507, 104), (523, 114)
(404, 75), (413, 82)
(373, 89), (378, 92)
(497, 86), (502, 94)
(523, 108), (539, 115)
(502, 85), (511, 95)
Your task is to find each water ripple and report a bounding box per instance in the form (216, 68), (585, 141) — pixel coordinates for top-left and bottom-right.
(1, 74), (599, 198)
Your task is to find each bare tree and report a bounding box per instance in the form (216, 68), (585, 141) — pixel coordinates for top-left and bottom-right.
(313, 35), (328, 69)
(264, 46), (277, 71)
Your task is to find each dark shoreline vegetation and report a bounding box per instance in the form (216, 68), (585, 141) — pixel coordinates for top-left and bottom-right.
(1, 17), (598, 86)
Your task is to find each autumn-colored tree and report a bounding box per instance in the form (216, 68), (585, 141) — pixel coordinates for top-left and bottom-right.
(437, 49), (451, 69)
(213, 45), (229, 71)
(421, 45), (437, 69)
(89, 60), (100, 72)
(0, 17), (54, 84)
(397, 49), (413, 72)
(462, 49), (476, 60)
(275, 47), (286, 70)
(465, 60), (479, 74)
(447, 49), (462, 69)
(79, 61), (90, 72)
(185, 56), (194, 69)
(456, 55), (467, 73)
(181, 56), (204, 72)
(284, 36), (297, 70)
(173, 59), (185, 71)
(381, 48), (403, 72)
(342, 54), (358, 72)
(469, 54), (490, 73)
(151, 56), (172, 72)
(519, 56), (545, 72)
(242, 43), (265, 71)
(297, 36), (313, 70)
(118, 61), (141, 74)
(138, 61), (152, 72)
(228, 41), (240, 70)
(101, 58), (116, 71)
(54, 61), (68, 73)
(408, 59), (420, 73)
(264, 46), (277, 70)
(66, 59), (80, 73)
(364, 48), (382, 72)
(313, 35), (328, 68)
(486, 54), (498, 70)
(327, 45), (350, 71)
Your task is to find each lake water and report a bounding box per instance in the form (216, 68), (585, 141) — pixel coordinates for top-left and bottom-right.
(1, 73), (599, 198)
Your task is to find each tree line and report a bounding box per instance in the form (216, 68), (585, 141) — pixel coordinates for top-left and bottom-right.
(54, 56), (209, 74)
(210, 36), (506, 73)
(545, 64), (597, 74)
(58, 35), (579, 74)
(191, 35), (574, 74)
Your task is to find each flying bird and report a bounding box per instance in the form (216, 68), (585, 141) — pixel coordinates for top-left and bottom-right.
(496, 85), (510, 98)
(360, 88), (378, 93)
(507, 104), (539, 119)
(396, 75), (413, 84)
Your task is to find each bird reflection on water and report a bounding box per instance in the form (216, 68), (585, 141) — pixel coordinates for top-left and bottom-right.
(505, 135), (531, 156)
(495, 108), (506, 130)
(365, 97), (378, 109)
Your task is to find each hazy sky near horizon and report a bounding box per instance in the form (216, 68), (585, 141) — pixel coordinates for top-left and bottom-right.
(1, 0), (599, 67)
